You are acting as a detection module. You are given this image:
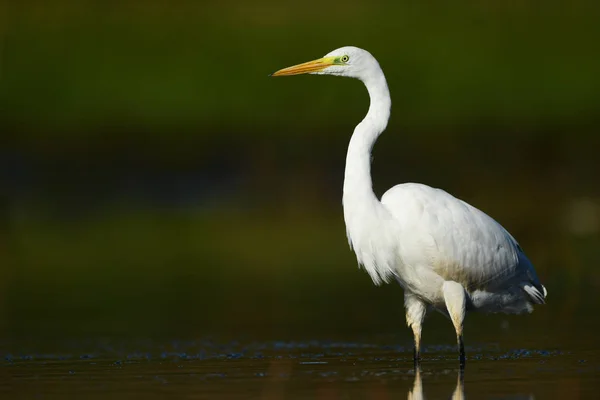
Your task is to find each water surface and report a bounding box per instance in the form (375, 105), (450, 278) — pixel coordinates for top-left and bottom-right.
(4, 339), (598, 399)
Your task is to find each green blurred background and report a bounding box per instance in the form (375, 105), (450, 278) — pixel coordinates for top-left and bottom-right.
(1, 1), (599, 346)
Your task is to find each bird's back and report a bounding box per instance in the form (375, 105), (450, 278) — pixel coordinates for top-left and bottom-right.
(380, 183), (542, 293)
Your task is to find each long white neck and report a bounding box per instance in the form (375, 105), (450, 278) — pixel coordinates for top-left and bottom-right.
(342, 68), (391, 219)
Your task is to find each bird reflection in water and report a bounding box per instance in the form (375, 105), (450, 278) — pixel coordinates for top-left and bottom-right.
(408, 367), (464, 400)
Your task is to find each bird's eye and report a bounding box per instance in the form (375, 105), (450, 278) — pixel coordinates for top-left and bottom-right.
(341, 55), (350, 62)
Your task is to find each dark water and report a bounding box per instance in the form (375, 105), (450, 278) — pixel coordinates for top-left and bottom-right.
(4, 339), (599, 399)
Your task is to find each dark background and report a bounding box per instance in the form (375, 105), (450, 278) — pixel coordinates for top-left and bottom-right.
(1, 1), (599, 347)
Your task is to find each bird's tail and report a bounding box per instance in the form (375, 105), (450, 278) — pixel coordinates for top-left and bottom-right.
(523, 283), (547, 305)
(517, 250), (547, 305)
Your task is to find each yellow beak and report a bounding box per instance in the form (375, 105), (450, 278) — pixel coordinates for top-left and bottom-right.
(270, 56), (337, 77)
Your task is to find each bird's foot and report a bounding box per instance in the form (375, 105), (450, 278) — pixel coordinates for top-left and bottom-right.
(413, 352), (421, 369)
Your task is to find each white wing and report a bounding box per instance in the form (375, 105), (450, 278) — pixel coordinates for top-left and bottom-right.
(380, 183), (540, 291)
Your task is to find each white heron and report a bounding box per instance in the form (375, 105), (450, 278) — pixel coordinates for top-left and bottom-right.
(271, 46), (547, 365)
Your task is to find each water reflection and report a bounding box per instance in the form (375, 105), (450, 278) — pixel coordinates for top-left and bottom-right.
(408, 367), (464, 400)
(407, 367), (424, 400)
(407, 365), (544, 400)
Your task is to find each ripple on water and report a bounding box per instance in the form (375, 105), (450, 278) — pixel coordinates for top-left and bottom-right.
(1, 339), (567, 364)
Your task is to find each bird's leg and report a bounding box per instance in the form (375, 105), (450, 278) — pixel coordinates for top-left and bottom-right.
(458, 334), (465, 368)
(412, 324), (422, 368)
(442, 281), (467, 367)
(405, 293), (427, 366)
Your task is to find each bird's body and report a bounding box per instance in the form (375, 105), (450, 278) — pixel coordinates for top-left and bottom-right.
(366, 182), (544, 312)
(272, 46), (547, 365)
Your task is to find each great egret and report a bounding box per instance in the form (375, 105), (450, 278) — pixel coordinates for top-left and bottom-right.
(271, 46), (547, 366)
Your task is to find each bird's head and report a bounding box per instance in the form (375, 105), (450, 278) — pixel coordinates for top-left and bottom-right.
(270, 46), (379, 81)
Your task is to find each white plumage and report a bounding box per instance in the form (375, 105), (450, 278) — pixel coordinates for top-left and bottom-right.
(272, 46), (547, 365)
